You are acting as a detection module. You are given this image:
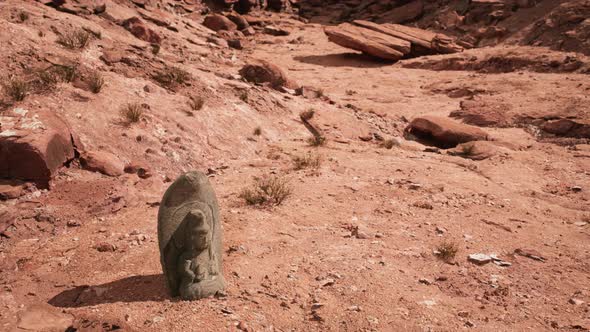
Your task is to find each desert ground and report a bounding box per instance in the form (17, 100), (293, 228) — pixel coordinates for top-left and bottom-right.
(1, 0), (589, 331)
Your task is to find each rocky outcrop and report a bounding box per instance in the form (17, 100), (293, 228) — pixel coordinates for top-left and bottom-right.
(404, 115), (489, 148)
(324, 20), (462, 61)
(0, 108), (78, 189)
(122, 17), (162, 44)
(203, 14), (238, 32)
(239, 60), (299, 90)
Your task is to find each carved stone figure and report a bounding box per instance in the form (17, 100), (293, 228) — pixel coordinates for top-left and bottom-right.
(158, 171), (225, 300)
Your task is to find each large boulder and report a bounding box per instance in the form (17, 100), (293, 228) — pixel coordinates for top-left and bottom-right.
(17, 304), (74, 332)
(239, 60), (299, 90)
(0, 108), (77, 189)
(203, 14), (238, 32)
(404, 115), (489, 148)
(122, 17), (162, 44)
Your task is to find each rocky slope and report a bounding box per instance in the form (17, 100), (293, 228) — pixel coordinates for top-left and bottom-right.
(1, 0), (589, 331)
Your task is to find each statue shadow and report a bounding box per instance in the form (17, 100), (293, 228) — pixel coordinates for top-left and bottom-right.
(48, 274), (171, 308)
(294, 53), (394, 68)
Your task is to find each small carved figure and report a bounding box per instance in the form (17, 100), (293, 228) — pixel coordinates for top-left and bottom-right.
(158, 171), (225, 300)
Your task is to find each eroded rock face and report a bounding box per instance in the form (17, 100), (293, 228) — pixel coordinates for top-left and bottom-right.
(158, 171), (225, 300)
(404, 115), (489, 148)
(239, 60), (299, 90)
(0, 108), (77, 189)
(122, 17), (162, 44)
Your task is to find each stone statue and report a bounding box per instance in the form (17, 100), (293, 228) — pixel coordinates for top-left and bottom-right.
(157, 171), (225, 300)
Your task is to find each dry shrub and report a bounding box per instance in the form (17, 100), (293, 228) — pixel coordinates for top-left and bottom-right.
(88, 71), (104, 94)
(188, 95), (205, 111)
(2, 77), (28, 101)
(239, 90), (249, 102)
(435, 241), (459, 263)
(381, 139), (399, 149)
(153, 66), (191, 88)
(239, 175), (292, 206)
(120, 103), (143, 124)
(292, 152), (321, 171)
(57, 29), (90, 49)
(253, 127), (262, 136)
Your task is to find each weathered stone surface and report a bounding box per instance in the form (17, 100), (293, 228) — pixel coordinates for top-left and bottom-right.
(158, 171), (225, 300)
(264, 25), (290, 36)
(80, 151), (124, 177)
(226, 13), (250, 30)
(0, 180), (28, 200)
(376, 0), (424, 24)
(17, 304), (74, 332)
(239, 60), (299, 90)
(122, 17), (162, 44)
(203, 14), (238, 32)
(404, 115), (489, 148)
(324, 23), (409, 61)
(324, 20), (462, 61)
(0, 108), (77, 189)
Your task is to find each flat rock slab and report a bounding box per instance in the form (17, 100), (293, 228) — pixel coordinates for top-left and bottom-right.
(324, 20), (462, 61)
(468, 253), (492, 265)
(17, 304), (74, 332)
(404, 115), (489, 149)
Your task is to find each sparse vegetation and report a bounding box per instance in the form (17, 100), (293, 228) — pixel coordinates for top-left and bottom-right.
(345, 89), (357, 96)
(300, 109), (315, 121)
(54, 64), (78, 83)
(381, 139), (399, 149)
(239, 175), (293, 206)
(292, 152), (321, 171)
(18, 11), (29, 23)
(315, 88), (325, 98)
(435, 241), (459, 263)
(308, 135), (326, 147)
(151, 43), (161, 55)
(188, 95), (205, 111)
(2, 77), (29, 101)
(300, 109), (326, 147)
(239, 90), (249, 102)
(120, 103), (144, 124)
(253, 127), (262, 136)
(57, 29), (91, 49)
(88, 71), (104, 94)
(153, 66), (191, 89)
(460, 143), (476, 156)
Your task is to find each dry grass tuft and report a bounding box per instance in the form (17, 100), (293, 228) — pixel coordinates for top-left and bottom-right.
(300, 109), (315, 121)
(57, 29), (91, 49)
(120, 103), (144, 124)
(253, 127), (262, 136)
(18, 11), (29, 23)
(381, 139), (399, 149)
(88, 71), (104, 94)
(307, 135), (326, 147)
(460, 143), (476, 156)
(153, 66), (191, 88)
(2, 77), (29, 101)
(188, 95), (205, 111)
(435, 241), (459, 263)
(239, 90), (249, 102)
(54, 64), (78, 83)
(239, 176), (292, 206)
(292, 152), (321, 171)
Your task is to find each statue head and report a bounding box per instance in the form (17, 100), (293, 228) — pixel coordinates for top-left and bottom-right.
(184, 210), (211, 253)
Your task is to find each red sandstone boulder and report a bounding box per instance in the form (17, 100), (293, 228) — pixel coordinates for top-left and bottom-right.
(239, 60), (299, 90)
(404, 115), (489, 148)
(80, 151), (125, 177)
(122, 17), (162, 44)
(203, 14), (238, 32)
(0, 108), (77, 189)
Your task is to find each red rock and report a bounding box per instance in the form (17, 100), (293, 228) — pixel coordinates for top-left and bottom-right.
(376, 0), (424, 24)
(324, 23), (409, 61)
(95, 242), (117, 252)
(80, 151), (124, 177)
(122, 17), (162, 44)
(0, 108), (77, 189)
(17, 304), (74, 332)
(203, 14), (238, 32)
(226, 13), (250, 30)
(239, 60), (299, 90)
(0, 180), (28, 200)
(124, 162), (152, 179)
(404, 115), (489, 148)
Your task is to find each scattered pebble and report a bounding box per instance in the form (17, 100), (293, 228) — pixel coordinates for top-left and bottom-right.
(468, 253), (492, 265)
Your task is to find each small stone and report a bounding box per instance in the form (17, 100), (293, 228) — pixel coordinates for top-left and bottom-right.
(94, 242), (116, 252)
(468, 253), (492, 265)
(569, 298), (584, 305)
(321, 278), (335, 287)
(67, 220), (81, 227)
(465, 320), (476, 328)
(347, 305), (361, 312)
(418, 278), (431, 285)
(408, 183), (422, 190)
(435, 275), (448, 282)
(457, 311), (469, 317)
(571, 186), (582, 192)
(435, 226), (446, 234)
(574, 221), (588, 227)
(311, 302), (324, 310)
(237, 321), (249, 331)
